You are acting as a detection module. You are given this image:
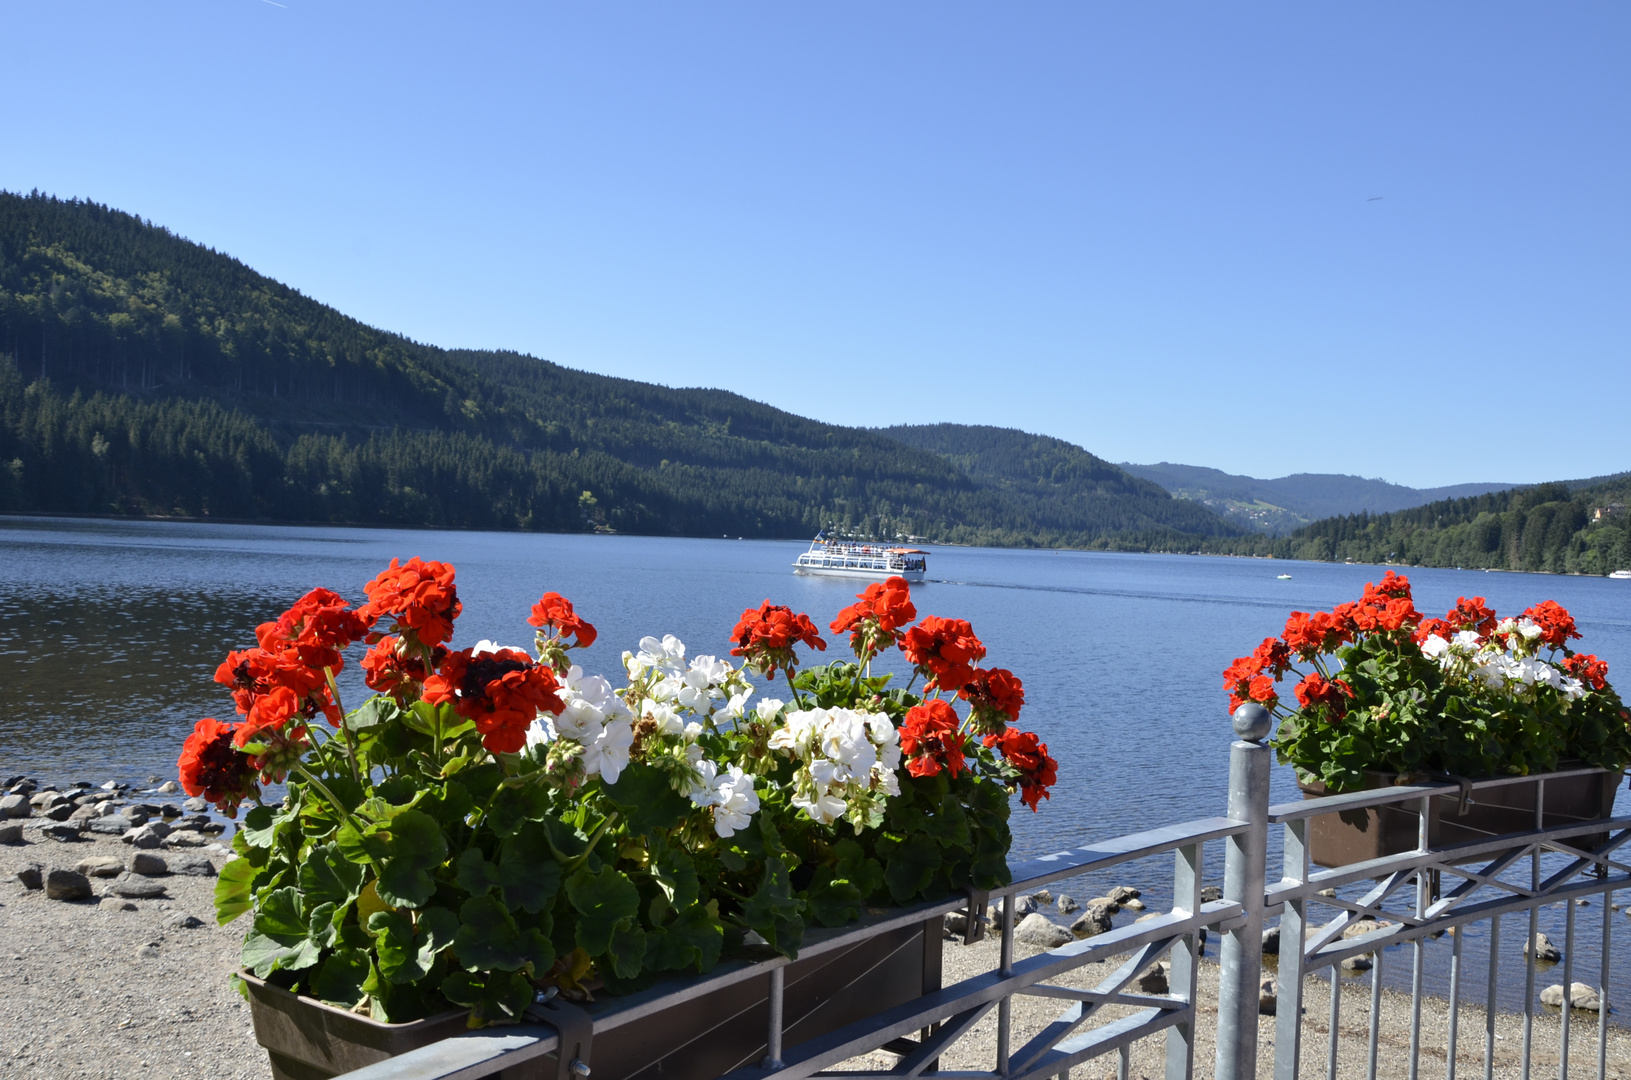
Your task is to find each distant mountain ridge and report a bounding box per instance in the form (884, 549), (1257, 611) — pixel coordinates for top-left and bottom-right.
(1119, 461), (1517, 535)
(0, 190), (1242, 549)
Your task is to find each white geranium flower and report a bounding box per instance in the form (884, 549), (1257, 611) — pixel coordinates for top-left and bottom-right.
(687, 760), (761, 837)
(687, 655), (733, 688)
(643, 700), (684, 735)
(472, 639), (527, 656)
(525, 715), (556, 748)
(725, 690), (755, 721)
(583, 718), (634, 784)
(1420, 634), (1450, 661)
(637, 634), (688, 674)
(755, 697), (786, 723)
(793, 789), (849, 825)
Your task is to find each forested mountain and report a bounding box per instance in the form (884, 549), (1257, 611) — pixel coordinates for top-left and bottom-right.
(0, 191), (1244, 548)
(1119, 461), (1516, 535)
(1206, 476), (1631, 575)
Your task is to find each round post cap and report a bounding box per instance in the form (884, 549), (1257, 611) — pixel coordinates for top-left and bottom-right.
(1231, 703), (1272, 742)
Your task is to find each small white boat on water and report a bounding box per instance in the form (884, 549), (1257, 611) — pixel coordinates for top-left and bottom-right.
(1609, 569), (1631, 580)
(793, 535), (928, 581)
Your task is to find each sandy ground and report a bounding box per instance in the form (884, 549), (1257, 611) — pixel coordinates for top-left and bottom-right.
(5, 826), (1628, 1080)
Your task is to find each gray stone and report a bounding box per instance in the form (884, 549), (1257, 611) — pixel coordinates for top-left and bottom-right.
(0, 794), (31, 818)
(100, 780), (121, 791)
(45, 869), (93, 901)
(67, 805), (100, 824)
(15, 863), (43, 889)
(108, 873), (168, 899)
(0, 822), (23, 844)
(1341, 919), (1391, 940)
(1200, 886), (1223, 903)
(1259, 978), (1278, 1015)
(1317, 888), (1337, 898)
(162, 832), (210, 849)
(1012, 894), (1040, 917)
(1108, 886), (1141, 903)
(1015, 913), (1073, 949)
(87, 816), (130, 835)
(125, 825), (164, 849)
(1085, 896), (1121, 915)
(1055, 894), (1078, 914)
(164, 853), (215, 877)
(1136, 960), (1171, 994)
(1342, 954), (1374, 972)
(75, 856), (126, 878)
(100, 897), (138, 912)
(183, 797), (209, 812)
(1121, 898), (1146, 911)
(129, 852), (168, 876)
(1135, 912), (1160, 923)
(44, 803), (76, 821)
(944, 911), (969, 937)
(1033, 889), (1053, 904)
(1540, 982), (1604, 1011)
(1262, 926), (1281, 955)
(120, 807), (150, 826)
(156, 781), (180, 794)
(159, 805), (182, 819)
(166, 912), (205, 929)
(1526, 933), (1562, 963)
(1071, 907), (1114, 937)
(135, 943), (161, 959)
(41, 823), (85, 842)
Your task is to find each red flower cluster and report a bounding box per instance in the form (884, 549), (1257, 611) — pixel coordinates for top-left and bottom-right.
(1282, 611), (1352, 659)
(256, 587), (373, 673)
(1563, 653), (1610, 692)
(361, 635), (445, 703)
(528, 592), (597, 648)
(1411, 616), (1456, 646)
(901, 616), (986, 691)
(1522, 600), (1580, 649)
(1445, 596), (1497, 639)
(830, 576), (918, 659)
(1293, 672), (1353, 715)
(899, 699), (966, 778)
(423, 647), (565, 754)
(984, 728), (1057, 811)
(729, 601), (827, 680)
(361, 558), (461, 647)
(959, 666), (1026, 732)
(176, 717), (259, 816)
(1222, 637), (1292, 711)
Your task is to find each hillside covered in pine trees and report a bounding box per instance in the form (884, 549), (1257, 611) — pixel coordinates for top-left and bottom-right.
(0, 191), (1244, 548)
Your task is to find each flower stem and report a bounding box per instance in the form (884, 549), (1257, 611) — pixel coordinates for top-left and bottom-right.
(324, 667), (364, 788)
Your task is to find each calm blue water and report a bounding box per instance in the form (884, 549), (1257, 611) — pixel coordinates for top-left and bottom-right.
(2, 516), (1626, 1015)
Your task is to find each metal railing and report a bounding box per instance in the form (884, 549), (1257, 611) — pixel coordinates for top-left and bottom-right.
(327, 709), (1629, 1080)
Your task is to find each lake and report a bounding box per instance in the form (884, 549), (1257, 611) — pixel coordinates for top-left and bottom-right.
(1, 515), (1626, 1014)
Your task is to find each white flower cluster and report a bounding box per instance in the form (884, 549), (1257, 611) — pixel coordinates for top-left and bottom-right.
(767, 706), (901, 831)
(1419, 622), (1585, 701)
(525, 664), (636, 783)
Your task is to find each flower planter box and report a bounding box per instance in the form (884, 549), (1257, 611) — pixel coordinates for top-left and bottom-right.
(243, 914), (943, 1080)
(1299, 768), (1622, 870)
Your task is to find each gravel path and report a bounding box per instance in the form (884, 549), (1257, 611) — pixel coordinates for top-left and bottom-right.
(1, 823), (271, 1080)
(5, 825), (1628, 1080)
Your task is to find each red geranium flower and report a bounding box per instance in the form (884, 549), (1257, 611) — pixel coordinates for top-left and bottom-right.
(214, 646), (338, 725)
(361, 558), (462, 647)
(361, 635), (444, 703)
(830, 577), (918, 659)
(255, 587), (374, 673)
(1522, 600), (1580, 650)
(1562, 652), (1609, 692)
(1282, 611), (1351, 659)
(899, 699), (966, 778)
(177, 717), (259, 817)
(1411, 616), (1456, 646)
(528, 592), (597, 648)
(1445, 597), (1497, 639)
(901, 616), (986, 691)
(423, 647), (565, 754)
(959, 666), (1025, 732)
(729, 601), (827, 681)
(1293, 672), (1353, 716)
(984, 727), (1058, 811)
(1364, 571), (1413, 601)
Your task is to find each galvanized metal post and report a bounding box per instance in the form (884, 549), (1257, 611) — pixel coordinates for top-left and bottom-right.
(1215, 704), (1271, 1080)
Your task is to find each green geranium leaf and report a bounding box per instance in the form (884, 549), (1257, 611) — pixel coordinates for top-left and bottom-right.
(607, 921), (648, 979)
(804, 871), (863, 927)
(454, 848), (502, 896)
(312, 947), (373, 1008)
(422, 781), (474, 825)
(924, 793), (971, 849)
(375, 810), (447, 908)
(452, 895), (555, 973)
(737, 858), (804, 957)
(441, 970), (535, 1026)
(336, 820), (391, 865)
(601, 762), (691, 837)
(500, 825), (564, 913)
(833, 839), (885, 900)
(879, 836), (942, 902)
(649, 844), (700, 912)
(308, 901), (342, 952)
(299, 842), (365, 909)
(241, 887), (321, 976)
(486, 783), (552, 838)
(565, 865), (641, 957)
(240, 805), (278, 848)
(214, 855), (259, 925)
(373, 906), (460, 983)
(647, 899), (724, 973)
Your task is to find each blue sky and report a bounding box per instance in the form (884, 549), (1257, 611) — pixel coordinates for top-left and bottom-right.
(4, 3), (1626, 488)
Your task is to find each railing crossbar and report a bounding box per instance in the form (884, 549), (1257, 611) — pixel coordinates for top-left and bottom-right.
(1008, 937), (1175, 1076)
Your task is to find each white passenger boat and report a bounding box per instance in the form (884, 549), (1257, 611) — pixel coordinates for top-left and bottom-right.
(792, 535), (928, 581)
(1609, 569), (1631, 580)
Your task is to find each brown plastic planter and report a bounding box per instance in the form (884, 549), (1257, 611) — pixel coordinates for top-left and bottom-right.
(243, 915), (943, 1080)
(1299, 768), (1621, 870)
